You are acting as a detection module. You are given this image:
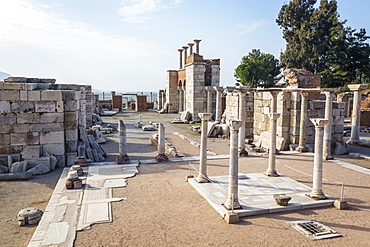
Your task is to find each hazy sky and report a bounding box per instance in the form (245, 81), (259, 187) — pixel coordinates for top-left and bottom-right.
(0, 0), (369, 92)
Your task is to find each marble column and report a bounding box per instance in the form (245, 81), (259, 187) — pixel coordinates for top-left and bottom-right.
(178, 86), (183, 112)
(178, 48), (183, 69)
(236, 86), (249, 157)
(158, 90), (163, 110)
(182, 46), (188, 66)
(156, 123), (168, 162)
(224, 120), (243, 210)
(309, 118), (328, 200)
(187, 43), (194, 54)
(323, 90), (334, 160)
(196, 113), (213, 183)
(265, 112), (281, 177)
(182, 86), (186, 112)
(297, 91), (309, 152)
(116, 120), (130, 164)
(194, 39), (201, 54)
(347, 84), (369, 145)
(205, 86), (213, 114)
(214, 86), (223, 123)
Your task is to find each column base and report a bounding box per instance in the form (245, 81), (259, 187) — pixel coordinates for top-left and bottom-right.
(296, 145), (308, 152)
(346, 139), (360, 145)
(239, 149), (248, 157)
(224, 212), (239, 224)
(155, 154), (169, 162)
(307, 193), (327, 200)
(195, 175), (209, 183)
(264, 170), (279, 177)
(223, 200), (242, 211)
(116, 154), (130, 164)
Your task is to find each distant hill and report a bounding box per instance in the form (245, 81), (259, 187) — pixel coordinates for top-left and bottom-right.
(0, 71), (11, 81)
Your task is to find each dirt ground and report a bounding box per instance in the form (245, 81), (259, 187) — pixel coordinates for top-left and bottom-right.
(1, 111), (370, 247)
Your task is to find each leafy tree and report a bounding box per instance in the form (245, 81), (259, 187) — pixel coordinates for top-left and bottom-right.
(234, 49), (281, 88)
(276, 0), (370, 87)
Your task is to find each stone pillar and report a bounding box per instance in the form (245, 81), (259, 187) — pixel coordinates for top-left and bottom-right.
(214, 86), (223, 123)
(196, 113), (213, 183)
(182, 46), (188, 66)
(187, 43), (194, 54)
(309, 118), (328, 200)
(323, 91), (334, 160)
(178, 87), (183, 112)
(194, 39), (201, 54)
(347, 84), (369, 145)
(265, 113), (281, 177)
(182, 86), (186, 112)
(116, 120), (130, 164)
(297, 91), (309, 152)
(236, 86), (249, 156)
(178, 48), (183, 69)
(205, 86), (213, 114)
(224, 120), (243, 210)
(156, 123), (168, 162)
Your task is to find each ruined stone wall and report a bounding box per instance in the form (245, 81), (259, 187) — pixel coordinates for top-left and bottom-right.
(166, 70), (179, 113)
(0, 81), (92, 166)
(185, 62), (206, 121)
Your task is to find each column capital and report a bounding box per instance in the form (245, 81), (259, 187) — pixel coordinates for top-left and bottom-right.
(310, 118), (328, 127)
(223, 86), (235, 93)
(269, 90), (279, 97)
(213, 86), (223, 92)
(198, 113), (212, 121)
(205, 86), (214, 92)
(177, 48), (183, 52)
(236, 85), (249, 95)
(268, 113), (281, 120)
(182, 46), (188, 50)
(187, 43), (194, 47)
(227, 120), (242, 130)
(347, 84), (368, 91)
(300, 91), (309, 97)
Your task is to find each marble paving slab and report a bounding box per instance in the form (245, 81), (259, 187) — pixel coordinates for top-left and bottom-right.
(188, 173), (334, 219)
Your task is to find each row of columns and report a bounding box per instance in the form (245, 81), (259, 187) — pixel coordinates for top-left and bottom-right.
(177, 39), (201, 69)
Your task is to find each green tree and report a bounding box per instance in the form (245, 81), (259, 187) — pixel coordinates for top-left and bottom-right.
(234, 49), (281, 88)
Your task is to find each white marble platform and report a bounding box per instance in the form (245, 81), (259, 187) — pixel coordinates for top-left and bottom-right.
(188, 173), (334, 219)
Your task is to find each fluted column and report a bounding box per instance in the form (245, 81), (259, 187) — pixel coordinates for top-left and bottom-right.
(347, 84), (368, 145)
(196, 113), (213, 183)
(309, 118), (328, 200)
(297, 91), (309, 152)
(194, 39), (201, 54)
(236, 86), (249, 157)
(224, 120), (243, 210)
(214, 86), (223, 123)
(178, 48), (183, 69)
(323, 90), (334, 160)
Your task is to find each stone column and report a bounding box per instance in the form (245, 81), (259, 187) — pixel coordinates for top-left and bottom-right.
(265, 113), (281, 177)
(158, 90), (163, 110)
(236, 86), (249, 156)
(297, 91), (309, 152)
(156, 123), (168, 162)
(178, 48), (183, 69)
(224, 120), (243, 210)
(194, 39), (201, 54)
(182, 86), (186, 112)
(178, 86), (183, 112)
(323, 90), (334, 160)
(205, 86), (213, 114)
(309, 118), (328, 200)
(187, 43), (194, 54)
(347, 84), (369, 145)
(196, 113), (213, 183)
(182, 46), (188, 66)
(116, 120), (130, 164)
(214, 86), (223, 123)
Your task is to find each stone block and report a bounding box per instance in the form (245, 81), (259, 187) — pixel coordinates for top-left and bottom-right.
(40, 112), (64, 123)
(4, 77), (27, 83)
(21, 146), (40, 159)
(55, 155), (66, 168)
(0, 90), (20, 101)
(10, 161), (28, 173)
(0, 101), (11, 113)
(41, 90), (63, 101)
(42, 143), (65, 156)
(66, 152), (77, 166)
(25, 157), (51, 169)
(64, 121), (78, 130)
(28, 91), (41, 101)
(66, 141), (78, 152)
(17, 113), (40, 124)
(64, 111), (78, 122)
(56, 101), (64, 112)
(20, 90), (27, 101)
(27, 164), (50, 175)
(29, 123), (64, 132)
(11, 101), (35, 113)
(3, 83), (25, 90)
(65, 129), (78, 141)
(0, 134), (10, 145)
(64, 100), (79, 111)
(11, 132), (39, 145)
(35, 101), (56, 112)
(63, 91), (80, 101)
(40, 131), (64, 144)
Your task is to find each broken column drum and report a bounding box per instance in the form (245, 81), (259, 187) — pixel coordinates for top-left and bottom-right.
(224, 120), (243, 210)
(196, 113), (212, 183)
(323, 91), (334, 160)
(309, 118), (328, 200)
(297, 91), (309, 152)
(347, 84), (369, 145)
(156, 123), (168, 162)
(116, 120), (130, 164)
